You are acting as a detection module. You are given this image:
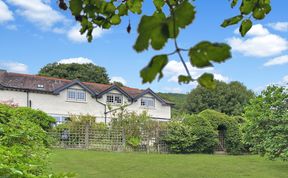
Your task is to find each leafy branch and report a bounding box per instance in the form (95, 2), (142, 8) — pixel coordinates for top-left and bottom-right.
(58, 0), (272, 89)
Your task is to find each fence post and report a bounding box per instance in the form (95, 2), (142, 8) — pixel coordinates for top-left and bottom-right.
(122, 128), (126, 151)
(85, 123), (89, 149)
(156, 121), (160, 153)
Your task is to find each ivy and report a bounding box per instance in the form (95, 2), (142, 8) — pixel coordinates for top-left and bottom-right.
(59, 0), (272, 89)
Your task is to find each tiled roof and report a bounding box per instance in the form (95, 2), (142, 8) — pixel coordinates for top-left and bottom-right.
(0, 71), (145, 98)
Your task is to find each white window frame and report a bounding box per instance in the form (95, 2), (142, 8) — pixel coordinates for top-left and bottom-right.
(106, 94), (123, 105)
(67, 89), (86, 102)
(140, 97), (155, 108)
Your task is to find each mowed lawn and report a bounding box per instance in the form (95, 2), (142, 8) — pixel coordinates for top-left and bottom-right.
(50, 149), (288, 178)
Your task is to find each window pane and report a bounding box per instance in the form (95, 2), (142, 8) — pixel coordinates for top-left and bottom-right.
(141, 98), (155, 107)
(77, 91), (86, 101)
(107, 95), (114, 103)
(115, 96), (122, 104)
(68, 90), (76, 100)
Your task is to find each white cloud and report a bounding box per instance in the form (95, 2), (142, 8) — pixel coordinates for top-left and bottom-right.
(111, 76), (127, 85)
(163, 87), (183, 93)
(58, 57), (95, 64)
(264, 55), (288, 66)
(0, 1), (14, 23)
(228, 24), (288, 57)
(67, 24), (106, 43)
(163, 60), (229, 84)
(283, 75), (288, 83)
(0, 62), (28, 73)
(6, 0), (65, 29)
(268, 22), (288, 32)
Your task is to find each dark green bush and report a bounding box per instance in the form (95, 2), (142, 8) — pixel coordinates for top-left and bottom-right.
(164, 115), (217, 153)
(199, 109), (243, 154)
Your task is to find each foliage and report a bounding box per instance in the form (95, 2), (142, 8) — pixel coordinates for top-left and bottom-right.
(111, 110), (166, 141)
(57, 0), (272, 88)
(38, 63), (110, 84)
(0, 104), (73, 178)
(185, 81), (255, 116)
(199, 109), (244, 154)
(157, 92), (187, 117)
(243, 85), (288, 161)
(12, 107), (56, 131)
(164, 115), (217, 153)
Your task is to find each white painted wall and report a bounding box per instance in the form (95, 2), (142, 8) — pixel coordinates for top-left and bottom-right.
(0, 86), (171, 122)
(0, 90), (27, 106)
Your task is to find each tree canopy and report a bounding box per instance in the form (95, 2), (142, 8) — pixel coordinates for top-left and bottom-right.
(243, 85), (288, 161)
(185, 81), (255, 116)
(57, 0), (272, 88)
(38, 63), (110, 84)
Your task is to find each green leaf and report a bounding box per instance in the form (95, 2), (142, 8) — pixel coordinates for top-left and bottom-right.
(127, 0), (143, 14)
(110, 14), (121, 25)
(178, 75), (193, 84)
(105, 3), (116, 14)
(231, 0), (238, 8)
(253, 7), (266, 20)
(174, 1), (195, 29)
(117, 4), (128, 16)
(240, 0), (256, 15)
(221, 15), (243, 27)
(239, 19), (252, 37)
(140, 55), (168, 83)
(189, 41), (231, 68)
(133, 13), (169, 52)
(153, 0), (165, 11)
(198, 73), (216, 89)
(69, 0), (83, 16)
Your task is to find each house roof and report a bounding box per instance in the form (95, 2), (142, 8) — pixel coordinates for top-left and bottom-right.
(0, 71), (173, 105)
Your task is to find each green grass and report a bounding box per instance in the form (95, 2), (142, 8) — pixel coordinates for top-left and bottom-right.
(50, 149), (288, 178)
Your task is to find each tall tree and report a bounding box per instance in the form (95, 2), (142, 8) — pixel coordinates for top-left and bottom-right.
(185, 81), (254, 116)
(243, 85), (288, 161)
(38, 63), (110, 84)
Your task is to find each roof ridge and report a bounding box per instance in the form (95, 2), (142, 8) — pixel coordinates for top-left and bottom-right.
(7, 72), (72, 82)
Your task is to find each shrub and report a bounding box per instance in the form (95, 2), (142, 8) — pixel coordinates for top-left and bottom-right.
(164, 115), (217, 154)
(199, 109), (243, 154)
(12, 107), (56, 131)
(0, 104), (73, 177)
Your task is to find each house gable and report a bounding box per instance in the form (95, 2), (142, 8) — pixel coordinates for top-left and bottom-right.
(134, 88), (173, 106)
(53, 80), (96, 97)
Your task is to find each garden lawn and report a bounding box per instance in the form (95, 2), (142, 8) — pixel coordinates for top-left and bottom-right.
(50, 149), (288, 178)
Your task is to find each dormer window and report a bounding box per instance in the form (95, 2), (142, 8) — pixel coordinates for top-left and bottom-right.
(106, 94), (122, 105)
(67, 89), (86, 102)
(37, 84), (44, 89)
(141, 97), (155, 108)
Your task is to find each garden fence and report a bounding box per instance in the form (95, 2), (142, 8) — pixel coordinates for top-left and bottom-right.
(49, 124), (168, 153)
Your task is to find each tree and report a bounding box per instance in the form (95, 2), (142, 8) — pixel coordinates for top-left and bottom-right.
(56, 0), (272, 88)
(243, 85), (288, 161)
(157, 92), (187, 117)
(38, 63), (110, 84)
(185, 81), (255, 116)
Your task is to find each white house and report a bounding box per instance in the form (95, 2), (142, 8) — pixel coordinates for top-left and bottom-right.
(0, 70), (172, 123)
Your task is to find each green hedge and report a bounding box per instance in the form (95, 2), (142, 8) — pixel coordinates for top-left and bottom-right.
(199, 109), (243, 154)
(163, 115), (217, 153)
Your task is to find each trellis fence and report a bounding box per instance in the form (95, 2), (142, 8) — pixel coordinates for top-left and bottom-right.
(49, 124), (168, 153)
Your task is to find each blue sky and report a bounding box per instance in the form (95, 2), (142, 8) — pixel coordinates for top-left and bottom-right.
(0, 0), (287, 94)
